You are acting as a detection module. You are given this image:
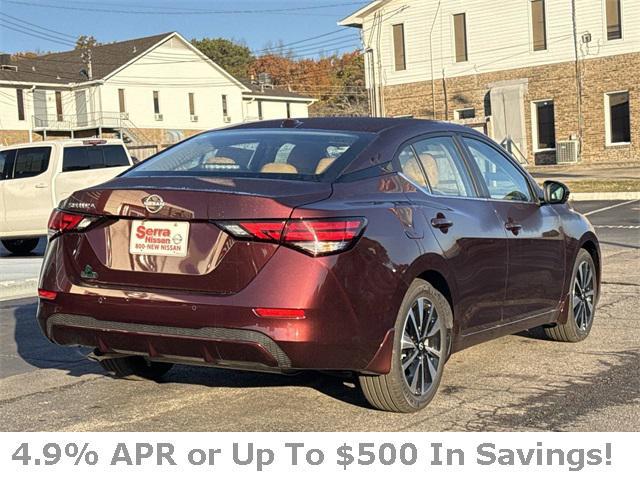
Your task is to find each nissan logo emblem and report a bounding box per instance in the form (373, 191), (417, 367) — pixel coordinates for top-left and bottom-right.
(143, 194), (165, 214)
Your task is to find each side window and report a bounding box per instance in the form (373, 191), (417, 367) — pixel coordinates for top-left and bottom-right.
(13, 147), (51, 179)
(463, 138), (533, 202)
(412, 137), (475, 197)
(63, 147), (102, 172)
(0, 149), (16, 180)
(103, 145), (130, 167)
(397, 146), (427, 188)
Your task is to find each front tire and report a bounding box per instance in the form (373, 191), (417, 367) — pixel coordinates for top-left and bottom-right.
(359, 279), (451, 413)
(99, 356), (173, 381)
(545, 248), (597, 342)
(2, 238), (39, 255)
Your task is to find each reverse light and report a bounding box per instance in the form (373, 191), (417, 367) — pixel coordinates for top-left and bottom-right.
(217, 217), (366, 257)
(47, 209), (96, 236)
(38, 289), (57, 301)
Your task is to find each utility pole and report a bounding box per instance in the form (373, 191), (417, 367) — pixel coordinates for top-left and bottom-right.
(81, 48), (93, 80)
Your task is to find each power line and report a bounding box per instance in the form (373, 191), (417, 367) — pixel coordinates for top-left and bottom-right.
(0, 21), (76, 47)
(0, 12), (77, 40)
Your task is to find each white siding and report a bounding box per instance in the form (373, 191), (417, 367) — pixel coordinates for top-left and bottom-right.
(0, 86), (27, 131)
(360, 0), (640, 86)
(243, 98), (310, 121)
(103, 36), (245, 130)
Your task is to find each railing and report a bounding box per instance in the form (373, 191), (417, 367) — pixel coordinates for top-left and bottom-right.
(500, 136), (529, 165)
(32, 111), (128, 131)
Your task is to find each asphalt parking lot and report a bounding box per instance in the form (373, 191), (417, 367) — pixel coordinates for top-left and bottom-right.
(0, 200), (638, 431)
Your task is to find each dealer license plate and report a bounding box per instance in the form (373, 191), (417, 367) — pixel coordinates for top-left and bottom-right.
(129, 220), (190, 258)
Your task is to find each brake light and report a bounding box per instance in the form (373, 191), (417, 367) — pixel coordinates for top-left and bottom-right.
(217, 217), (366, 256)
(253, 308), (306, 319)
(38, 289), (57, 301)
(48, 209), (96, 236)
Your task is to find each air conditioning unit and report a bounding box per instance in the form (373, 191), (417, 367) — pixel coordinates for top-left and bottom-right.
(223, 116), (232, 123)
(119, 112), (129, 120)
(556, 140), (580, 164)
(190, 114), (199, 122)
(154, 113), (163, 121)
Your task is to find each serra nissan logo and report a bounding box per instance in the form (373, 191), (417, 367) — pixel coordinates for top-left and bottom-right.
(142, 194), (165, 213)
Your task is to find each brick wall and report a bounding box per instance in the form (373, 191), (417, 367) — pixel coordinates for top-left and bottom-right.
(0, 130), (30, 146)
(382, 52), (639, 165)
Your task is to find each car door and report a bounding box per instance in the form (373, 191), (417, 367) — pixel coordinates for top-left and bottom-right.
(0, 149), (17, 235)
(460, 135), (565, 324)
(397, 135), (510, 333)
(3, 146), (54, 236)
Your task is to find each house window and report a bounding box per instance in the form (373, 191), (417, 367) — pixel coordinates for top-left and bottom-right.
(605, 92), (630, 144)
(118, 89), (126, 113)
(286, 102), (291, 119)
(392, 23), (406, 71)
(16, 88), (25, 121)
(222, 94), (228, 117)
(257, 100), (263, 120)
(55, 91), (63, 121)
(531, 0), (547, 51)
(454, 108), (475, 120)
(533, 100), (556, 150)
(606, 0), (622, 40)
(188, 92), (196, 116)
(453, 13), (468, 62)
(153, 90), (160, 114)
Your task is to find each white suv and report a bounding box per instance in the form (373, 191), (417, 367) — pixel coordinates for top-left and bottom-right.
(0, 139), (133, 255)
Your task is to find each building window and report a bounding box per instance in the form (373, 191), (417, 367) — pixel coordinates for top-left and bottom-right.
(454, 108), (475, 120)
(257, 100), (263, 120)
(453, 13), (468, 62)
(286, 102), (291, 119)
(531, 0), (547, 51)
(118, 89), (126, 113)
(533, 100), (556, 150)
(605, 92), (630, 144)
(392, 23), (406, 71)
(153, 90), (160, 114)
(606, 0), (622, 40)
(55, 91), (63, 121)
(222, 94), (228, 117)
(16, 88), (25, 121)
(188, 92), (196, 116)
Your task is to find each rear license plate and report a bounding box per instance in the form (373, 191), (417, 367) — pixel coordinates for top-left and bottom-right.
(129, 220), (190, 257)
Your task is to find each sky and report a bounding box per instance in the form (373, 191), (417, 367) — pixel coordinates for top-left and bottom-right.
(0, 0), (367, 56)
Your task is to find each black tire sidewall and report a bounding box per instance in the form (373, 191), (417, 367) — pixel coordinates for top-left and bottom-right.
(565, 249), (598, 340)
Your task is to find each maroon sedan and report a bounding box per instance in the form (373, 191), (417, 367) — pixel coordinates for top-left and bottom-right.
(38, 118), (600, 413)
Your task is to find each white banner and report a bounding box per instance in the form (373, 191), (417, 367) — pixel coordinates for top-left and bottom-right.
(0, 432), (635, 479)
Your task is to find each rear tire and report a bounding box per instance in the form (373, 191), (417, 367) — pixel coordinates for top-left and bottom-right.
(545, 248), (597, 342)
(99, 356), (173, 381)
(358, 279), (452, 413)
(2, 238), (39, 255)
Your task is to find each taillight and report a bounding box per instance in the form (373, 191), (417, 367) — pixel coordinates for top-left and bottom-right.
(217, 217), (366, 256)
(48, 209), (96, 236)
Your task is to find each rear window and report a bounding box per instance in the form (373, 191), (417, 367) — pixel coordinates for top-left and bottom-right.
(13, 147), (51, 179)
(62, 145), (130, 172)
(126, 129), (374, 181)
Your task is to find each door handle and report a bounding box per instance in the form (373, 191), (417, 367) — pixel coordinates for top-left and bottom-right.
(431, 214), (453, 232)
(34, 183), (48, 189)
(505, 221), (522, 235)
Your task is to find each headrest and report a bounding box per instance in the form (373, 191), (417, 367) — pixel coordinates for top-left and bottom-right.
(315, 157), (335, 174)
(260, 163), (298, 174)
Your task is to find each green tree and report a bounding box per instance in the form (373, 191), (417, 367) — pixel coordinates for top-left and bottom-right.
(191, 37), (254, 79)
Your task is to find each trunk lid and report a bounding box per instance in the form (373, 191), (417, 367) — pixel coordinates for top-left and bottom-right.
(61, 176), (331, 294)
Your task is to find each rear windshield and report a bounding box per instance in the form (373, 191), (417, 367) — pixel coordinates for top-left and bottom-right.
(125, 129), (374, 181)
(63, 145), (130, 172)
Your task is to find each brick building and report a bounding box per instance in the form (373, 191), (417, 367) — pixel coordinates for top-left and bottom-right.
(340, 0), (638, 165)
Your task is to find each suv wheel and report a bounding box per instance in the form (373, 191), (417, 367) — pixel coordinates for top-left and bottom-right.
(545, 248), (597, 342)
(2, 238), (39, 255)
(99, 356), (173, 381)
(359, 279), (451, 413)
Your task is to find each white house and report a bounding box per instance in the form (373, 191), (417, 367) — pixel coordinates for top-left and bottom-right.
(0, 32), (315, 157)
(339, 0), (639, 165)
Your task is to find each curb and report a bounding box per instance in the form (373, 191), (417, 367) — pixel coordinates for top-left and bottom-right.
(571, 192), (640, 201)
(0, 278), (39, 302)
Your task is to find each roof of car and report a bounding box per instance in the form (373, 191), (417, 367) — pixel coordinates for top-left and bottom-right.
(0, 139), (126, 150)
(225, 117), (472, 135)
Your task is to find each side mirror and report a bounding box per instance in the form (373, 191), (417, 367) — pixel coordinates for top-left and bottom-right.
(543, 180), (570, 204)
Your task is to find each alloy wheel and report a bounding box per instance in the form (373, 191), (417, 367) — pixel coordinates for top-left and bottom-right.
(573, 260), (595, 331)
(400, 297), (443, 396)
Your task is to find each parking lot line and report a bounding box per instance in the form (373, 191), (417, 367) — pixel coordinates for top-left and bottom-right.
(584, 199), (639, 217)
